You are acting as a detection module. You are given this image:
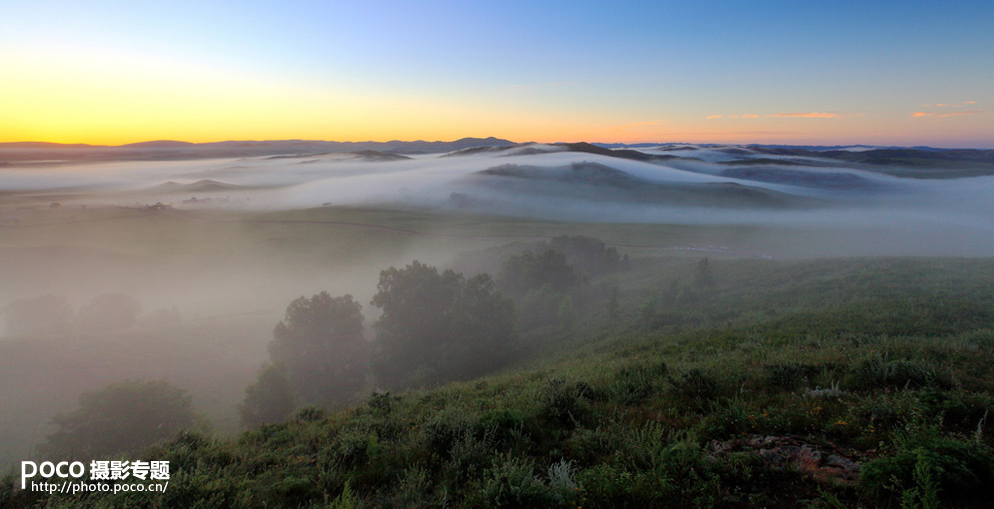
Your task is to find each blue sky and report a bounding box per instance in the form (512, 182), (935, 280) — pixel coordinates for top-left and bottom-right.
(1, 0), (991, 146)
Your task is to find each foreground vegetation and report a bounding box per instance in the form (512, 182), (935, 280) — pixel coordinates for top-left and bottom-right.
(4, 254), (994, 508)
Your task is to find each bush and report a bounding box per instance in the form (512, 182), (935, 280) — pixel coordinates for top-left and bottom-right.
(239, 363), (296, 427)
(517, 285), (565, 331)
(40, 379), (194, 460)
(578, 463), (670, 508)
(479, 456), (554, 509)
(764, 362), (817, 391)
(608, 360), (669, 404)
(861, 421), (994, 508)
(849, 355), (953, 391)
(269, 292), (369, 406)
(669, 368), (723, 411)
(420, 408), (474, 458)
(372, 261), (515, 389)
(499, 249), (579, 297)
(446, 427), (496, 483)
(75, 293), (141, 332)
(541, 378), (592, 429)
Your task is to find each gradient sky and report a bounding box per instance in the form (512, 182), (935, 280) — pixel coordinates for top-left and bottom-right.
(1, 0), (991, 147)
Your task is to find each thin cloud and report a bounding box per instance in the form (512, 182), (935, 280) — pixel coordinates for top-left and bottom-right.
(706, 114), (760, 119)
(922, 101), (978, 108)
(770, 112), (840, 118)
(912, 110), (982, 118)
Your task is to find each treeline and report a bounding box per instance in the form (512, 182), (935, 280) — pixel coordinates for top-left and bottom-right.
(239, 235), (629, 427)
(28, 235), (633, 461)
(1, 293), (180, 337)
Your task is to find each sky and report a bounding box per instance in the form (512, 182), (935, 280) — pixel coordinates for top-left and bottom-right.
(1, 0), (991, 147)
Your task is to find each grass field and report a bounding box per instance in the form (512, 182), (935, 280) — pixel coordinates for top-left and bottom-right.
(3, 212), (993, 507)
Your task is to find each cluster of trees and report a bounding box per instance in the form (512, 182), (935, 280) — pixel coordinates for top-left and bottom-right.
(373, 262), (514, 389)
(240, 293), (369, 426)
(240, 235), (632, 427)
(548, 235), (628, 276)
(35, 239), (716, 463)
(40, 380), (194, 460)
(240, 261), (515, 426)
(637, 257), (718, 329)
(1, 293), (149, 337)
(495, 235), (629, 332)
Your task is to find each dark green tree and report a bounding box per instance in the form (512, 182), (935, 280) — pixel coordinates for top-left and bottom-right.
(694, 257), (716, 289)
(269, 292), (368, 406)
(40, 380), (194, 460)
(372, 261), (514, 389)
(557, 295), (577, 332)
(606, 285), (621, 328)
(498, 249), (578, 297)
(517, 284), (565, 330)
(76, 293), (141, 332)
(239, 364), (296, 427)
(638, 290), (658, 329)
(549, 235), (626, 275)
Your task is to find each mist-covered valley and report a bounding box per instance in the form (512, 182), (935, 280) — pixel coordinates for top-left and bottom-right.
(3, 140), (994, 507)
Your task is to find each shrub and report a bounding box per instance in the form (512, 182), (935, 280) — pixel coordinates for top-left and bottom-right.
(849, 355), (953, 391)
(861, 421), (994, 508)
(372, 261), (515, 389)
(446, 427), (496, 483)
(293, 406), (325, 422)
(546, 459), (582, 507)
(420, 408), (474, 459)
(239, 363), (296, 427)
(76, 293), (141, 332)
(40, 379), (194, 460)
(479, 456), (553, 508)
(669, 368), (723, 411)
(541, 378), (593, 429)
(578, 463), (669, 508)
(608, 360), (669, 404)
(269, 292), (369, 406)
(763, 362), (817, 390)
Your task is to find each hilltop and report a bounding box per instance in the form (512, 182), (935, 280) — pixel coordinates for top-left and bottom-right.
(0, 137), (515, 162)
(5, 255), (994, 508)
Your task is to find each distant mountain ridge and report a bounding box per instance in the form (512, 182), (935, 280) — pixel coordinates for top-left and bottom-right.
(0, 137), (515, 162)
(3, 139), (992, 180)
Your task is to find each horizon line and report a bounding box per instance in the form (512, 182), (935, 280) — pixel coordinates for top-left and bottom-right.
(1, 138), (990, 151)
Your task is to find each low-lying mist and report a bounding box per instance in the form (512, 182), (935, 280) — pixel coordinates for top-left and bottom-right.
(2, 143), (993, 469)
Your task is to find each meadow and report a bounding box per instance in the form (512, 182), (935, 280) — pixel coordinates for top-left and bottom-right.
(3, 198), (993, 507)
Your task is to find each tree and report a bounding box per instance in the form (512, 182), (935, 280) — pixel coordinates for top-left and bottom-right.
(1, 294), (72, 337)
(269, 292), (368, 406)
(606, 285), (621, 328)
(557, 295), (577, 332)
(517, 284), (565, 330)
(549, 235), (626, 275)
(76, 293), (141, 332)
(40, 380), (194, 460)
(371, 261), (515, 389)
(498, 249), (578, 297)
(695, 257), (716, 289)
(638, 290), (658, 329)
(239, 364), (296, 427)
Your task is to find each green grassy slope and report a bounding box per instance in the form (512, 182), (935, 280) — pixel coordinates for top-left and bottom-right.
(5, 256), (994, 508)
